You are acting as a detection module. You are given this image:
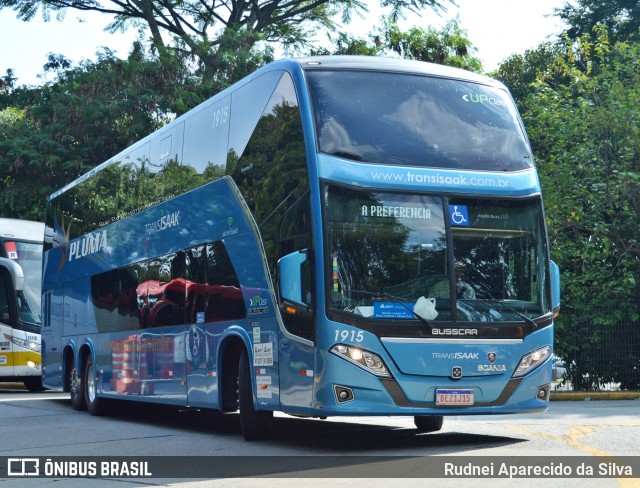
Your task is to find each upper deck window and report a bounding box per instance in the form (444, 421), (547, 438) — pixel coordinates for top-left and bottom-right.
(307, 70), (533, 171)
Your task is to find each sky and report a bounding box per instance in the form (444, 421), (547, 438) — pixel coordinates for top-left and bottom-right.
(0, 0), (568, 87)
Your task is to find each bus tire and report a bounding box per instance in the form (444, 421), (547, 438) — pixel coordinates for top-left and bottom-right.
(24, 377), (45, 392)
(414, 415), (443, 433)
(69, 356), (87, 411)
(238, 348), (273, 441)
(84, 355), (108, 416)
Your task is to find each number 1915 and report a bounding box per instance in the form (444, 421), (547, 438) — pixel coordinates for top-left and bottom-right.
(334, 329), (364, 343)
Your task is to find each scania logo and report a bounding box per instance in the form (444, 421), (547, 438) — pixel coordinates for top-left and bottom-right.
(432, 328), (478, 336)
(451, 366), (463, 379)
(478, 364), (507, 372)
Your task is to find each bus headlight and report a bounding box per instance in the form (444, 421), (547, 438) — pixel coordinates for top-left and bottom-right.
(10, 337), (42, 354)
(513, 346), (552, 378)
(330, 344), (391, 377)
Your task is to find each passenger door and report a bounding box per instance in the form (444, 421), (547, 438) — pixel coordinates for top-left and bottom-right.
(0, 267), (15, 378)
(276, 195), (316, 413)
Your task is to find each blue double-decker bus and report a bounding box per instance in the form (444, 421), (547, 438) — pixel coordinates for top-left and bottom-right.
(41, 56), (560, 440)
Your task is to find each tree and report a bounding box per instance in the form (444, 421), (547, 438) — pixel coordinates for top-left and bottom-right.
(312, 17), (483, 72)
(556, 0), (640, 43)
(524, 26), (640, 388)
(492, 42), (562, 108)
(0, 49), (177, 219)
(1, 0), (456, 76)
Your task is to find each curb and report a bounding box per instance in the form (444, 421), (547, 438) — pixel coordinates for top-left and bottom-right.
(551, 391), (640, 401)
(5, 383), (640, 401)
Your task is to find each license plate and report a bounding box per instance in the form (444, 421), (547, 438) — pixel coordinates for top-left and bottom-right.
(436, 388), (474, 406)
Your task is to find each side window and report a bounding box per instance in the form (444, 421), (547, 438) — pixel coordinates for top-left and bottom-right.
(118, 143), (151, 219)
(57, 187), (83, 242)
(278, 193), (311, 257)
(118, 266), (143, 331)
(206, 242), (246, 322)
(183, 97), (230, 178)
(90, 241), (244, 330)
(186, 245), (207, 324)
(147, 252), (186, 328)
(227, 71), (310, 278)
(91, 269), (118, 332)
(277, 194), (314, 341)
(227, 71), (282, 163)
(79, 165), (120, 233)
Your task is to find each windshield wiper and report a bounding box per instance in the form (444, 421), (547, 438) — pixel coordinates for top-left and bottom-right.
(341, 289), (433, 327)
(330, 150), (363, 161)
(477, 298), (539, 329)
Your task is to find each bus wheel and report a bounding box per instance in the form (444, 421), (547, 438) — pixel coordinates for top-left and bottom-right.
(69, 357), (87, 411)
(414, 415), (443, 433)
(84, 355), (107, 416)
(24, 377), (45, 392)
(238, 348), (273, 441)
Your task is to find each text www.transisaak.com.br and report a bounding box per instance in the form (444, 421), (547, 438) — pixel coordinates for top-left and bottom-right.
(371, 171), (510, 188)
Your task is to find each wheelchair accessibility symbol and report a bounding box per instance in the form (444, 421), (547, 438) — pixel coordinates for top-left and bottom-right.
(449, 205), (469, 226)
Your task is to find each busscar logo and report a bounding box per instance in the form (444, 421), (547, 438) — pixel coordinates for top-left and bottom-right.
(432, 328), (478, 336)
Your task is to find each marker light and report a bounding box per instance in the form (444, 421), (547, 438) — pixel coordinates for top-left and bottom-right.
(330, 344), (391, 377)
(513, 346), (553, 378)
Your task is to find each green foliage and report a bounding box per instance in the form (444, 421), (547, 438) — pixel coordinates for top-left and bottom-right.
(313, 17), (483, 72)
(522, 27), (640, 382)
(310, 32), (385, 56)
(492, 42), (562, 108)
(0, 49), (174, 220)
(1, 0), (455, 76)
(386, 17), (482, 71)
(557, 0), (640, 43)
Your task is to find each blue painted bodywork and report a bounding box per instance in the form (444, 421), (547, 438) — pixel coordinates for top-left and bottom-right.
(42, 57), (553, 419)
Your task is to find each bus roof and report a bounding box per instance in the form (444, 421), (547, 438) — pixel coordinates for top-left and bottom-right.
(0, 218), (45, 243)
(294, 56), (505, 88)
(48, 56), (507, 202)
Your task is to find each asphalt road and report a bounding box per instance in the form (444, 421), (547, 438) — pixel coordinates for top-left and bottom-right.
(0, 385), (638, 488)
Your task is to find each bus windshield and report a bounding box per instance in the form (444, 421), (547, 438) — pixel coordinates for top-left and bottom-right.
(307, 70), (532, 171)
(4, 241), (42, 326)
(325, 186), (549, 323)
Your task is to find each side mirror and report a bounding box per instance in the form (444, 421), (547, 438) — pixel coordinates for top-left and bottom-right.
(550, 260), (560, 315)
(44, 225), (54, 245)
(278, 250), (308, 308)
(0, 257), (24, 291)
